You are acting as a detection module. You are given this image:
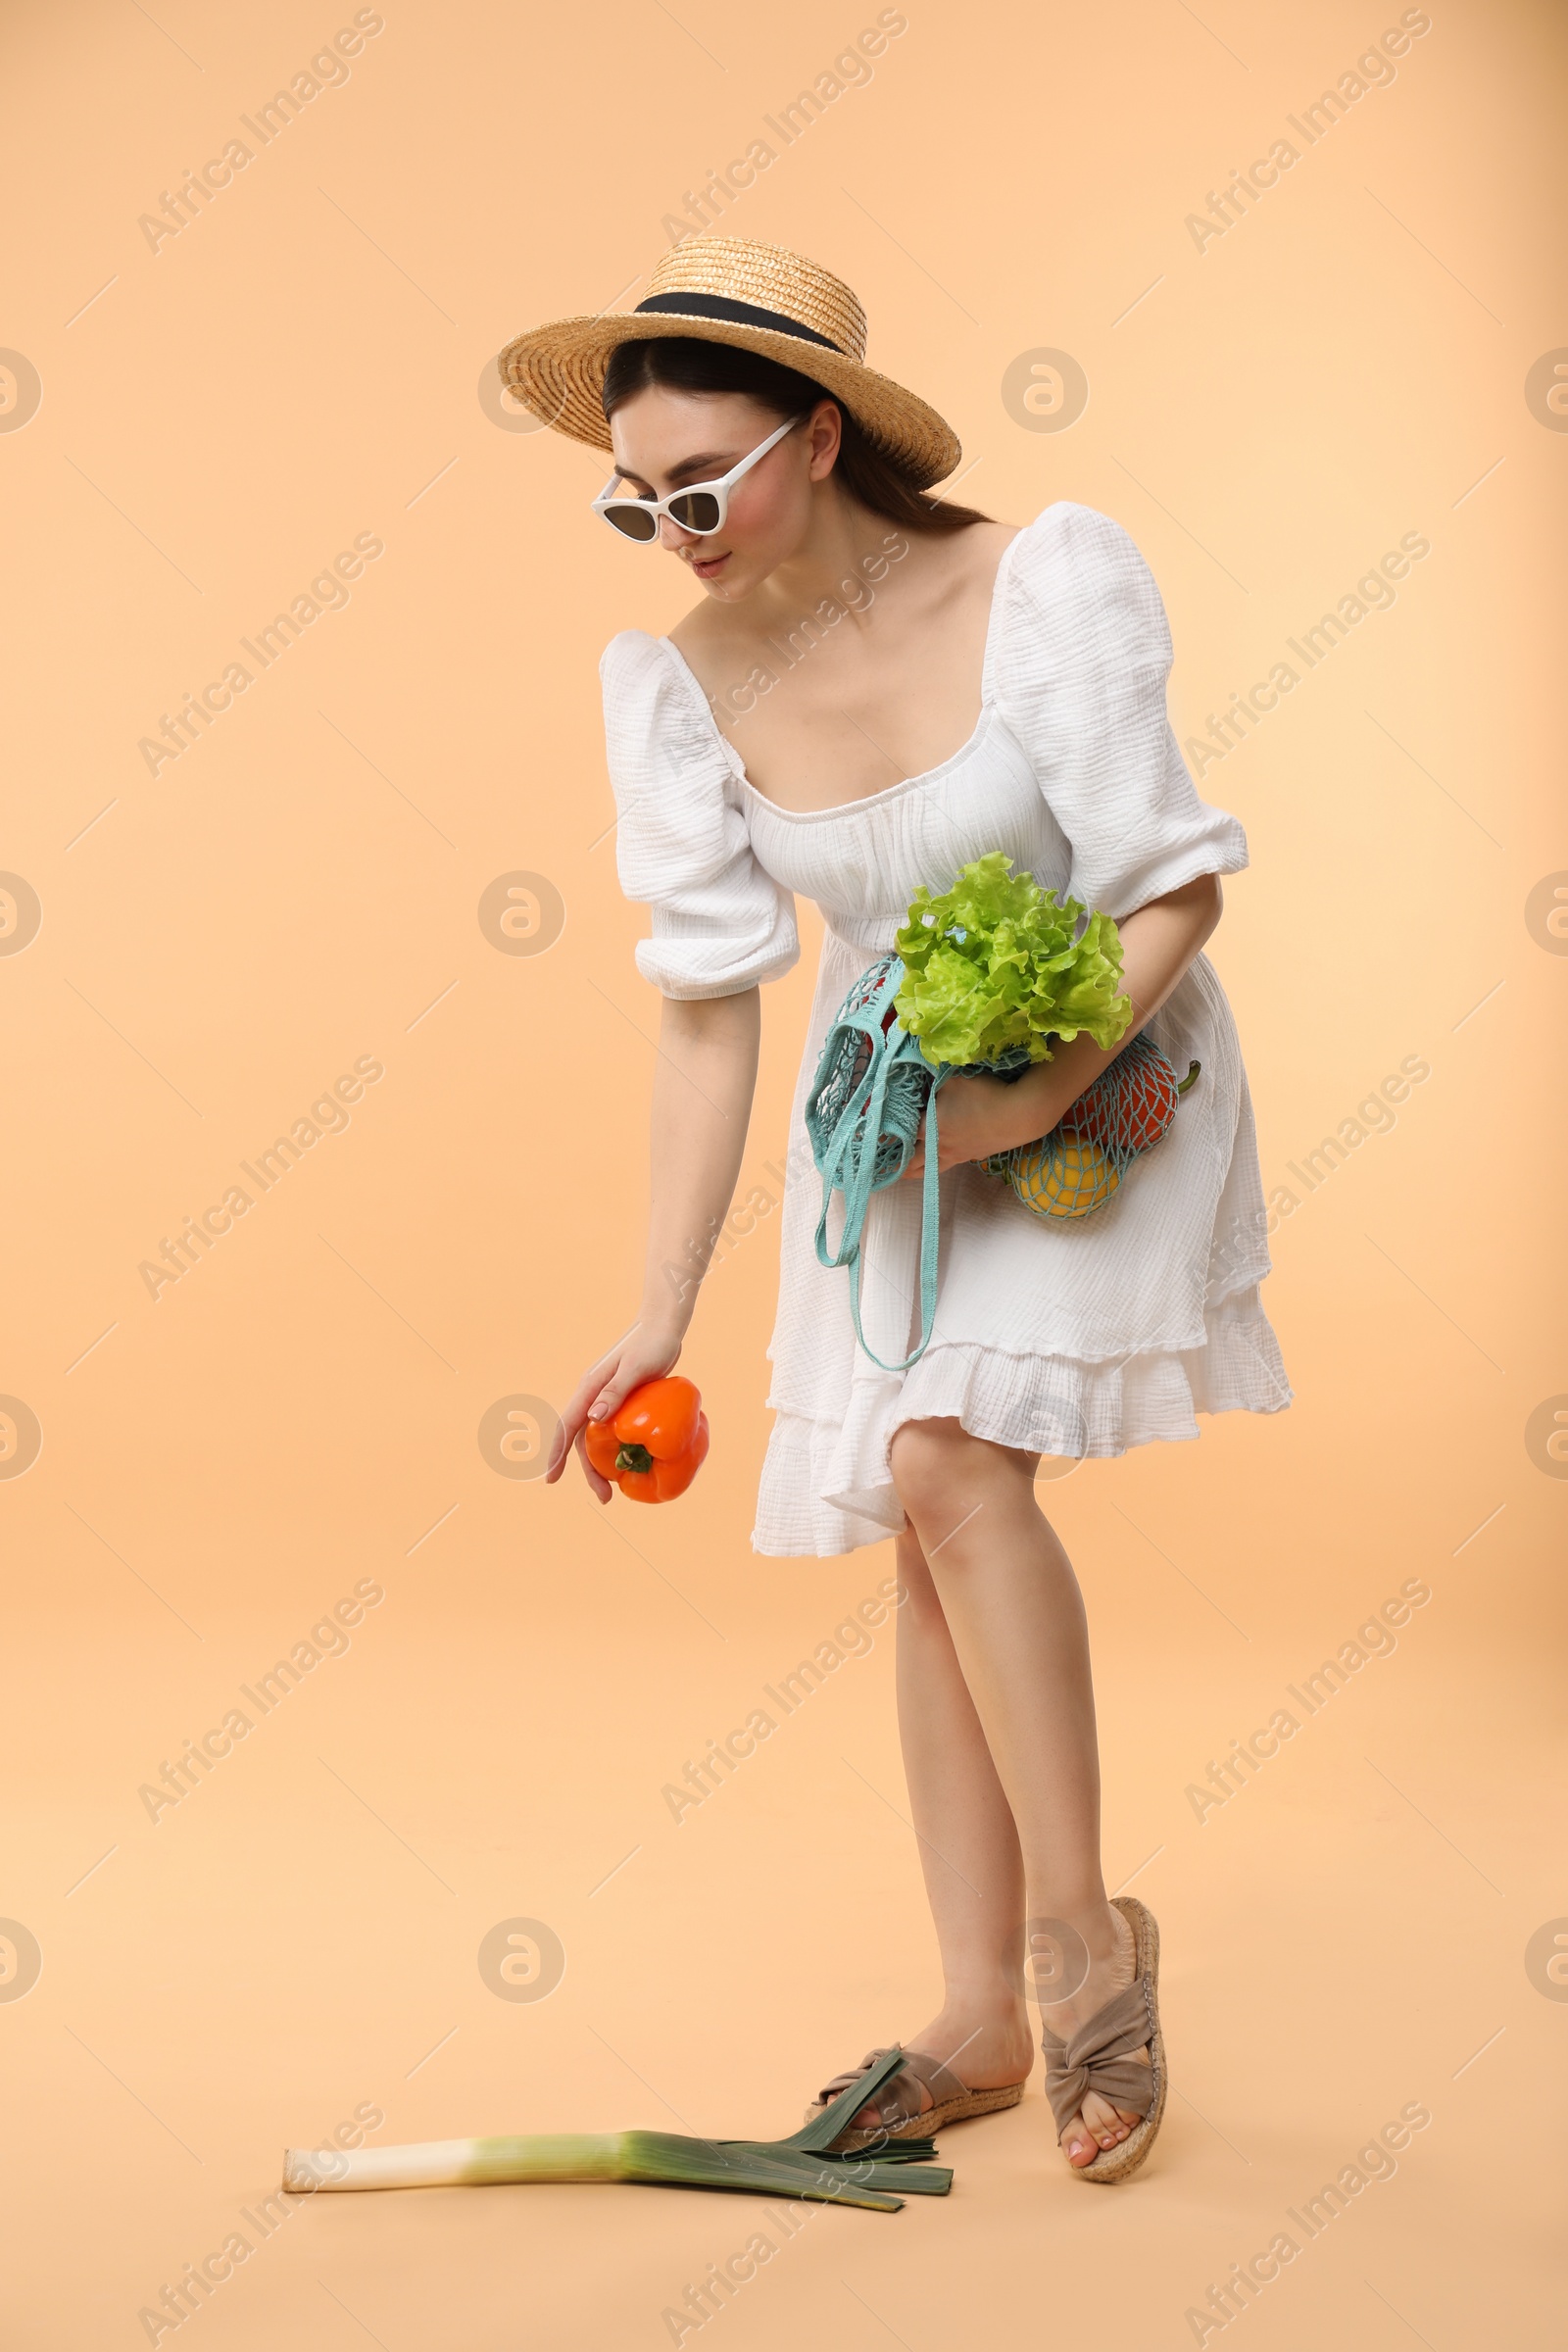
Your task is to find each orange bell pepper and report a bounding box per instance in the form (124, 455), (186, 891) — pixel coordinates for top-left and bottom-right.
(584, 1376), (710, 1503)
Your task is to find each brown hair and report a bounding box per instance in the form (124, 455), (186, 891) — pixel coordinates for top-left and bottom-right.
(600, 337), (988, 535)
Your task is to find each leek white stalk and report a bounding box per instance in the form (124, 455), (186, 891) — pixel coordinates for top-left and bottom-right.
(284, 2135), (626, 2193)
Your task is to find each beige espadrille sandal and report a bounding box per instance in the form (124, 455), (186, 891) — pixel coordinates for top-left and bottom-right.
(804, 2045), (1027, 2156)
(1041, 1895), (1166, 2184)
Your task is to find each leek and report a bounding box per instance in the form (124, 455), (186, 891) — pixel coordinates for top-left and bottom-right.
(284, 2045), (953, 2211)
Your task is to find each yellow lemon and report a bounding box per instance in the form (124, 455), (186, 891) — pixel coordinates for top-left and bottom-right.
(1010, 1131), (1120, 1218)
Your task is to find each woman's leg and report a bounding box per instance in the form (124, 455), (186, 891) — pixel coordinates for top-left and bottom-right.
(851, 1520), (1037, 2105)
(869, 1415), (1149, 2167)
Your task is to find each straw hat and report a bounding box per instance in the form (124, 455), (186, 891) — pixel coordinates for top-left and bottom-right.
(498, 237), (961, 491)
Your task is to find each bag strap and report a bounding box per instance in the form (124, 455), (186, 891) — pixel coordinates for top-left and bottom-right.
(845, 1081), (944, 1373)
(813, 1038), (898, 1273)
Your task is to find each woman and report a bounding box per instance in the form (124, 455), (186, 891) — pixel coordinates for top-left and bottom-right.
(514, 239), (1291, 2180)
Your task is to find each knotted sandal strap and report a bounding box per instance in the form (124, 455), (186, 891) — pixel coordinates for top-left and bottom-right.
(1040, 1980), (1155, 2134)
(811, 2045), (968, 2130)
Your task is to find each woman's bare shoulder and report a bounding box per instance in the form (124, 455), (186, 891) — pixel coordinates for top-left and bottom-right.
(958, 516), (1025, 559)
(899, 514), (1022, 594)
(896, 516), (1024, 620)
(666, 600), (740, 660)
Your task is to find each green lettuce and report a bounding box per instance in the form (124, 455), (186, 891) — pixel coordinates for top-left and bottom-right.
(892, 853), (1133, 1070)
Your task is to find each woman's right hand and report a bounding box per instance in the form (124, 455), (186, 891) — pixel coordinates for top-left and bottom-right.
(546, 1320), (685, 1502)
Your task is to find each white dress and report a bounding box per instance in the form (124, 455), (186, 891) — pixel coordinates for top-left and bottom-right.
(601, 502), (1292, 1558)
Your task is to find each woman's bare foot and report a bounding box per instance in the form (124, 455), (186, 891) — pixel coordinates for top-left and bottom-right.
(834, 2000), (1036, 2134)
(1044, 1902), (1151, 2168)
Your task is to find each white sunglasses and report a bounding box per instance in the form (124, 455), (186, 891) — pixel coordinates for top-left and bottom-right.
(592, 414), (803, 543)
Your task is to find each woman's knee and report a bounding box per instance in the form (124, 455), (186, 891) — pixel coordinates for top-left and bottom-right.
(890, 1417), (1038, 1546)
(889, 1417), (986, 1539)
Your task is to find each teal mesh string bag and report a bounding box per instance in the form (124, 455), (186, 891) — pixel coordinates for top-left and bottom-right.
(805, 955), (1031, 1372)
(805, 954), (941, 1373)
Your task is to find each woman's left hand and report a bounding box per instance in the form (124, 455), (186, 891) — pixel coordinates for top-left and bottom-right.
(901, 1067), (1070, 1179)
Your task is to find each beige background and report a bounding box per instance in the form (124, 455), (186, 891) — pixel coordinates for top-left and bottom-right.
(3, 0), (1564, 2344)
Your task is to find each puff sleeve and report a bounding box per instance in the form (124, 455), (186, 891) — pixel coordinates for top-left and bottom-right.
(992, 504), (1249, 919)
(600, 631), (800, 999)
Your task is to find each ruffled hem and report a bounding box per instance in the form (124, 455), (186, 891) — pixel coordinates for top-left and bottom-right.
(750, 1287), (1293, 1558)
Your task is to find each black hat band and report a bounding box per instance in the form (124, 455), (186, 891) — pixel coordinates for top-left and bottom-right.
(631, 289), (842, 354)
